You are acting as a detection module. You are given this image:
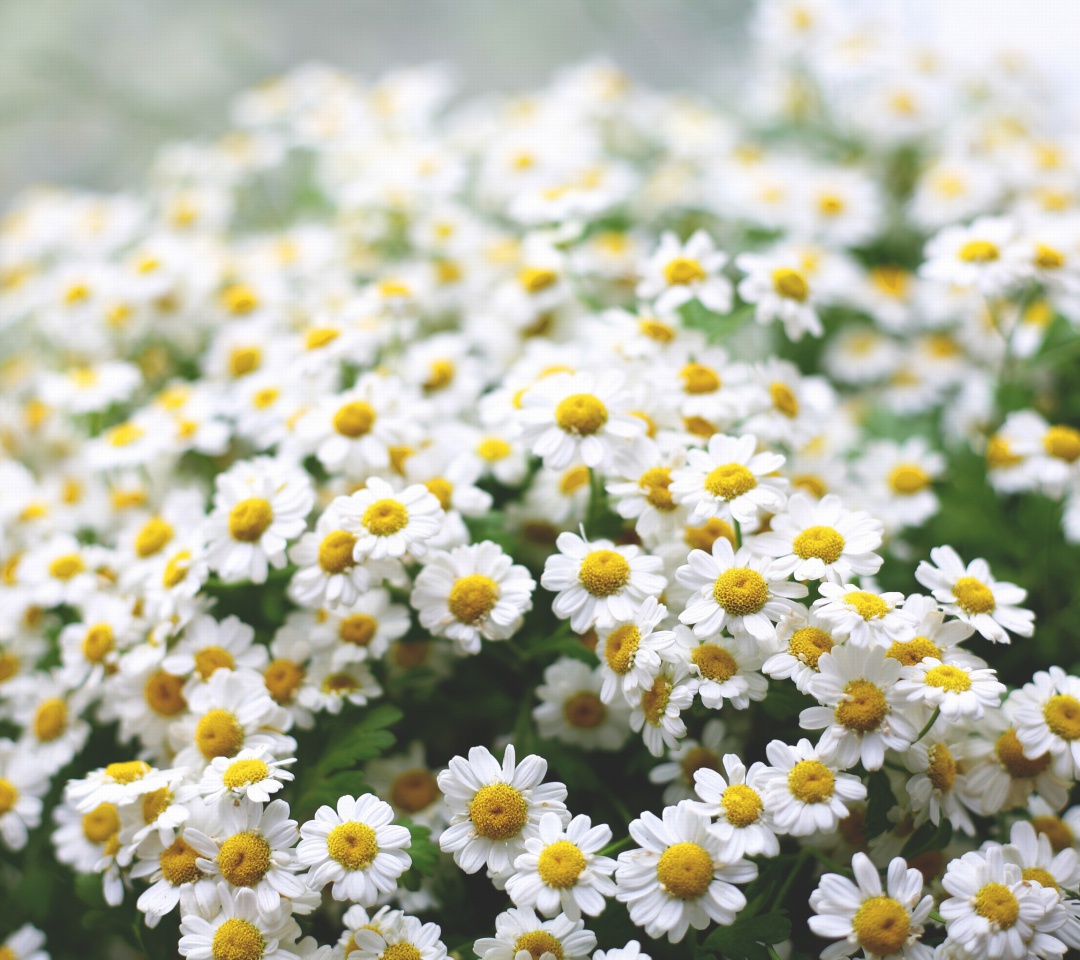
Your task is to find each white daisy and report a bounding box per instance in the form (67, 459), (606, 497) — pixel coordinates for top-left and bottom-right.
(1002, 819), (1080, 950)
(883, 594), (980, 671)
(0, 738), (49, 851)
(532, 657), (632, 752)
(1010, 667), (1080, 781)
(338, 477), (444, 562)
(349, 912), (448, 960)
(593, 942), (651, 960)
(0, 925), (49, 960)
(295, 656), (382, 715)
(629, 660), (698, 758)
(648, 719), (736, 806)
(66, 759), (179, 812)
(307, 590), (411, 668)
(895, 658), (1005, 722)
(762, 605), (839, 693)
(671, 626), (768, 711)
(161, 614), (269, 688)
(199, 746), (296, 805)
(760, 738), (868, 837)
(904, 737), (978, 837)
(593, 596), (676, 705)
(920, 216), (1025, 297)
(472, 906), (596, 960)
(812, 584), (915, 649)
(735, 250), (824, 341)
(363, 741), (446, 833)
(636, 230), (732, 315)
(178, 886), (301, 960)
(688, 754), (780, 859)
(51, 798), (124, 905)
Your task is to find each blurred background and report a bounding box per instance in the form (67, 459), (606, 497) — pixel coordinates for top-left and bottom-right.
(1, 0), (1078, 199)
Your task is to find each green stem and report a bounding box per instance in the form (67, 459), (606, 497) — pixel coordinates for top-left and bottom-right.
(915, 706), (941, 743)
(767, 948), (783, 960)
(586, 466), (606, 532)
(732, 517), (742, 550)
(599, 834), (634, 857)
(930, 911), (946, 925)
(774, 848), (810, 908)
(805, 846), (851, 875)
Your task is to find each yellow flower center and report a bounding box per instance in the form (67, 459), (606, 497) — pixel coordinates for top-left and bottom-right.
(423, 359), (455, 392)
(105, 760), (150, 784)
(229, 347), (262, 378)
(770, 382), (798, 417)
(318, 530), (358, 574)
(987, 435), (1024, 469)
(995, 729), (1051, 778)
(49, 554), (85, 581)
(847, 591), (888, 620)
(924, 664), (971, 693)
(1022, 866), (1059, 891)
(1044, 425), (1080, 463)
(144, 670), (187, 716)
(852, 896), (911, 956)
(223, 759), (270, 790)
(160, 837), (204, 886)
(835, 679), (888, 732)
(680, 362), (721, 395)
(194, 646), (236, 681)
(953, 577), (995, 615)
(640, 318), (676, 342)
(264, 659), (304, 704)
(788, 627), (834, 668)
(304, 328), (339, 350)
(958, 240), (1000, 263)
(513, 932), (563, 960)
(478, 437), (511, 462)
(641, 675), (673, 726)
(82, 623), (115, 663)
(327, 821), (379, 870)
(212, 918), (264, 960)
(887, 636), (942, 666)
(974, 883), (1019, 929)
(34, 698), (67, 741)
(338, 615), (377, 647)
(555, 394), (608, 435)
(1044, 694), (1080, 740)
(0, 652), (18, 683)
(218, 831), (272, 887)
(560, 465), (591, 494)
(390, 769), (440, 813)
(82, 803), (120, 844)
(664, 257), (707, 286)
(681, 747), (720, 782)
(638, 467), (676, 511)
(107, 422), (145, 448)
(135, 517), (174, 558)
(195, 709), (245, 760)
(788, 760), (835, 803)
(142, 787), (172, 824)
(362, 499), (409, 537)
(563, 692), (607, 728)
(382, 945), (422, 960)
(470, 782), (529, 841)
(1034, 244), (1065, 271)
(704, 463), (757, 501)
(0, 778), (18, 815)
(721, 784), (763, 827)
(793, 526), (845, 564)
(656, 842), (714, 899)
(162, 550), (192, 588)
(712, 567), (768, 616)
(604, 624), (641, 674)
(222, 283), (260, 316)
(424, 478), (453, 511)
(684, 518), (736, 552)
(322, 673), (360, 694)
(578, 550), (630, 597)
(772, 268), (809, 301)
(691, 644), (739, 682)
(537, 840), (587, 888)
(888, 464), (931, 495)
(228, 498), (273, 543)
(448, 574), (500, 625)
(927, 743), (957, 792)
(1032, 816), (1074, 853)
(333, 401), (376, 438)
(519, 267), (559, 294)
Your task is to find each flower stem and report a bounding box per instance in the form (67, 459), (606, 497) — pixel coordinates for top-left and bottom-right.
(915, 706), (940, 742)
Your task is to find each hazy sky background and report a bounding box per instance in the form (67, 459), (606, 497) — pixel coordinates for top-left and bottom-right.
(1, 0), (1077, 199)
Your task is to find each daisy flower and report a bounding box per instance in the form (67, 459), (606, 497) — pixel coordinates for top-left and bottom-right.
(518, 370), (645, 471)
(411, 541), (536, 654)
(648, 719), (736, 805)
(178, 886), (301, 960)
(672, 626), (768, 711)
(605, 442), (689, 546)
(812, 584), (915, 649)
(1010, 667), (1080, 781)
(688, 754), (780, 859)
(287, 498), (382, 610)
(506, 811), (617, 920)
(348, 913), (448, 960)
(532, 657), (632, 752)
(593, 596), (676, 705)
(750, 492), (884, 584)
(669, 433), (787, 525)
(920, 215), (1024, 296)
(472, 906), (596, 960)
(540, 530), (666, 634)
(204, 457), (314, 584)
(57, 592), (138, 688)
(761, 738), (868, 837)
(629, 660), (698, 758)
(593, 943), (651, 960)
(904, 737), (978, 837)
(735, 250), (824, 341)
(307, 590), (411, 668)
(297, 793), (411, 904)
(809, 853), (934, 960)
(199, 746), (296, 805)
(336, 905), (404, 958)
(13, 676), (91, 775)
(895, 658), (1006, 722)
(762, 605), (839, 693)
(364, 741), (447, 833)
(914, 545), (1034, 644)
(66, 760), (179, 812)
(161, 614), (269, 688)
(339, 477), (444, 562)
(295, 656), (382, 715)
(614, 800), (757, 944)
(0, 738), (49, 851)
(882, 594), (980, 671)
(0, 926), (49, 960)
(51, 799), (124, 905)
(675, 538), (807, 645)
(636, 230), (733, 315)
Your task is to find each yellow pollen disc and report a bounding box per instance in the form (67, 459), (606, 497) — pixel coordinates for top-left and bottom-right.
(560, 465), (591, 494)
(448, 574), (500, 625)
(563, 691), (607, 728)
(788, 760), (835, 803)
(847, 591), (888, 620)
(513, 932), (564, 960)
(108, 422), (145, 448)
(470, 782), (529, 840)
(142, 787), (172, 824)
(958, 239), (1000, 263)
(378, 279), (411, 298)
(640, 318), (676, 342)
(423, 359), (455, 392)
(995, 729), (1051, 778)
(391, 769), (440, 812)
(105, 760), (150, 784)
(304, 327), (340, 350)
(924, 664), (971, 693)
(604, 624), (641, 675)
(333, 401), (376, 438)
(953, 577), (995, 615)
(1044, 425), (1080, 463)
(362, 499), (409, 537)
(382, 945), (422, 960)
(252, 387), (279, 410)
(871, 265), (910, 298)
(793, 525), (845, 564)
(478, 437), (511, 462)
(987, 435), (1024, 468)
(0, 778), (18, 815)
(663, 257), (707, 286)
(685, 518), (736, 552)
(656, 842), (714, 899)
(1044, 694), (1080, 740)
(519, 267), (559, 294)
(638, 467), (676, 511)
(721, 784), (763, 827)
(712, 567), (768, 616)
(770, 382), (798, 417)
(194, 646), (236, 681)
(338, 615), (376, 647)
(927, 743), (957, 793)
(49, 554), (85, 580)
(974, 882), (1019, 929)
(134, 515), (175, 557)
(318, 530), (358, 574)
(788, 627), (834, 668)
(888, 636), (942, 666)
(852, 896), (911, 956)
(793, 474), (827, 499)
(212, 918), (264, 960)
(264, 659), (304, 704)
(1032, 816), (1074, 853)
(632, 410), (657, 438)
(161, 837), (204, 886)
(144, 671), (187, 716)
(538, 840), (587, 888)
(162, 550), (192, 588)
(1034, 244), (1065, 270)
(322, 672), (360, 694)
(692, 644), (739, 682)
(195, 709), (245, 760)
(425, 478), (453, 511)
(889, 464), (931, 495)
(641, 675), (672, 726)
(221, 284), (260, 316)
(554, 394), (608, 435)
(681, 747), (720, 782)
(772, 267), (809, 301)
(218, 831), (272, 887)
(223, 759), (270, 790)
(1022, 866), (1059, 891)
(680, 362), (721, 395)
(684, 415), (717, 437)
(229, 347), (261, 378)
(327, 821), (379, 870)
(34, 698), (67, 741)
(0, 652), (18, 683)
(82, 803), (120, 843)
(82, 623), (115, 663)
(835, 679), (888, 732)
(817, 193), (845, 216)
(228, 498), (273, 543)
(704, 463), (757, 500)
(578, 550), (630, 597)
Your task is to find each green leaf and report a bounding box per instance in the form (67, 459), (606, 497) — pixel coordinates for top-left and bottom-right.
(396, 819), (440, 891)
(760, 680), (812, 721)
(703, 911), (792, 960)
(901, 816), (952, 860)
(864, 769), (896, 840)
(315, 704), (403, 775)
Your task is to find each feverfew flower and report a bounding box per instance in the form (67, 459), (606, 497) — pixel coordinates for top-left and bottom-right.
(689, 754), (779, 859)
(178, 887), (300, 960)
(895, 658), (1006, 722)
(1011, 667), (1080, 781)
(199, 746), (296, 804)
(761, 738), (868, 837)
(812, 583), (915, 649)
(594, 596), (676, 705)
(0, 739), (49, 851)
(473, 906), (596, 960)
(339, 477), (445, 562)
(629, 660), (698, 758)
(763, 606), (839, 693)
(736, 250), (824, 340)
(920, 216), (1024, 296)
(636, 230), (732, 314)
(532, 657), (632, 751)
(672, 627), (768, 711)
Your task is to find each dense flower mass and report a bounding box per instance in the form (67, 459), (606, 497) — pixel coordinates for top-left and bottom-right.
(3, 1), (1080, 958)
